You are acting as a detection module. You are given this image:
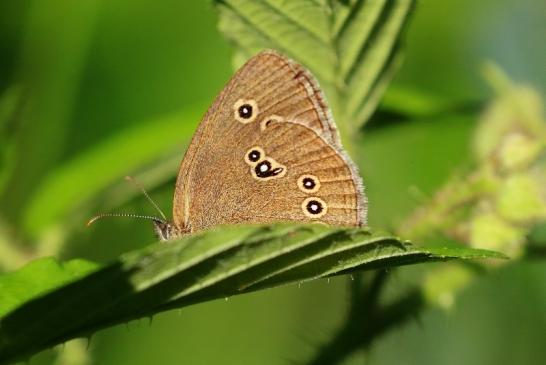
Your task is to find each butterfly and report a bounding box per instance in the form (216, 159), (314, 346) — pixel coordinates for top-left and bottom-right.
(89, 50), (367, 240)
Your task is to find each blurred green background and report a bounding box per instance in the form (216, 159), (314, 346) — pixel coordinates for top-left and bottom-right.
(0, 0), (545, 364)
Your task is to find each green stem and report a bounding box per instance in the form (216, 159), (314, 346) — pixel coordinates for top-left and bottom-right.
(306, 271), (424, 365)
(398, 168), (498, 241)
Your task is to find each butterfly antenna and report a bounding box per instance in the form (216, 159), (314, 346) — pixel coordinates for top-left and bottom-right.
(87, 213), (164, 227)
(124, 175), (167, 221)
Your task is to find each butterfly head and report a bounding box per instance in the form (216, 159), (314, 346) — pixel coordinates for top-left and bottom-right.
(87, 176), (186, 242)
(152, 219), (183, 241)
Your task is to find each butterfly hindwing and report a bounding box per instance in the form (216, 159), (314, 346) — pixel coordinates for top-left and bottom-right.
(180, 118), (366, 231)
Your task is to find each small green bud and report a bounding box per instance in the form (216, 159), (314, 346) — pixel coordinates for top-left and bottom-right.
(470, 212), (524, 257)
(497, 173), (546, 223)
(498, 133), (543, 172)
(423, 264), (473, 310)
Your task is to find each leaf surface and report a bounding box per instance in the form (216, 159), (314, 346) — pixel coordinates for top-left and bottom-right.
(0, 224), (504, 364)
(215, 0), (415, 142)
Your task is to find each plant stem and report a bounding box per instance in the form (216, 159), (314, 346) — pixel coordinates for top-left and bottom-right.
(398, 168), (498, 241)
(306, 271), (424, 365)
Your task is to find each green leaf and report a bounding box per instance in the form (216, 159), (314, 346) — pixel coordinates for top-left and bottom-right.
(23, 107), (203, 238)
(0, 85), (23, 196)
(0, 224), (504, 364)
(1, 0), (100, 223)
(380, 85), (475, 119)
(215, 0), (415, 144)
(526, 221), (546, 259)
(0, 257), (98, 318)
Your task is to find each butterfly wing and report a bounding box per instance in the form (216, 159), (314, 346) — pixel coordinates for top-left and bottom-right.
(228, 50), (342, 145)
(173, 50), (366, 233)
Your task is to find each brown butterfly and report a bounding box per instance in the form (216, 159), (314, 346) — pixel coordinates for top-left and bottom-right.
(89, 50), (367, 240)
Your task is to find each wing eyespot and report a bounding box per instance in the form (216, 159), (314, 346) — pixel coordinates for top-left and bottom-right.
(302, 197), (327, 218)
(234, 99), (258, 124)
(244, 147), (286, 181)
(260, 115), (283, 131)
(251, 158), (286, 180)
(297, 174), (321, 194)
(244, 146), (265, 165)
(255, 160), (283, 178)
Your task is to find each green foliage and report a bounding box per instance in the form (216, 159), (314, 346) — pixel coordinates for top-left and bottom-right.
(400, 68), (546, 258)
(215, 0), (414, 146)
(0, 224), (503, 364)
(0, 258), (98, 318)
(0, 85), (22, 195)
(1, 0), (100, 226)
(397, 69), (546, 313)
(23, 108), (203, 238)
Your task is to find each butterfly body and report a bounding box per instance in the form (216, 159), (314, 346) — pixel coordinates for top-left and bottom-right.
(159, 50), (367, 240)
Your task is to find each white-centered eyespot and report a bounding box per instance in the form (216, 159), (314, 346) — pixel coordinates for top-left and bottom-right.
(244, 146), (265, 165)
(297, 174), (321, 194)
(250, 157), (286, 181)
(301, 197), (327, 218)
(234, 99), (258, 124)
(260, 114), (283, 131)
